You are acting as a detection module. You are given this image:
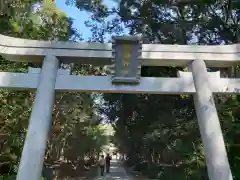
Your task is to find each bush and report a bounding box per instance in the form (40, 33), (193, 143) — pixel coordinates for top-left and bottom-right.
(0, 175), (16, 180)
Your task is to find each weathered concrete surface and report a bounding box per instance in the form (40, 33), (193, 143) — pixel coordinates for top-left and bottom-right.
(0, 34), (239, 67)
(16, 55), (60, 180)
(0, 71), (240, 94)
(191, 60), (232, 180)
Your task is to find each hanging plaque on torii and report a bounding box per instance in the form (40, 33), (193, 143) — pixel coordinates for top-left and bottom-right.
(111, 36), (142, 84)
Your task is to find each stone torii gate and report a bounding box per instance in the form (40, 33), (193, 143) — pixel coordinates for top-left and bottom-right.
(0, 35), (240, 180)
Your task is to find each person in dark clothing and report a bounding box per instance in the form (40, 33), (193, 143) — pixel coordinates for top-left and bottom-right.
(105, 153), (112, 173)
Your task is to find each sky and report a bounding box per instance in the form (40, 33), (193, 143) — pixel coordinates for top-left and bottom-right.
(56, 0), (119, 41)
(55, 0), (124, 123)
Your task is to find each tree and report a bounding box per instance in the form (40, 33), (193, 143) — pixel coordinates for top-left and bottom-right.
(71, 0), (240, 179)
(0, 1), (106, 179)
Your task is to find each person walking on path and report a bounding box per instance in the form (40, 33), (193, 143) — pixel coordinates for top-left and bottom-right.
(99, 155), (105, 176)
(105, 153), (112, 173)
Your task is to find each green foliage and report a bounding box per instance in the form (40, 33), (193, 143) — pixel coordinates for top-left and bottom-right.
(74, 0), (240, 179)
(0, 1), (104, 179)
(1, 0), (240, 180)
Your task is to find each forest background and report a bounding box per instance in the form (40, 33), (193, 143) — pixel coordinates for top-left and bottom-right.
(0, 0), (239, 179)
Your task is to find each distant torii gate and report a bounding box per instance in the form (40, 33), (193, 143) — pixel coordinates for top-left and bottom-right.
(0, 35), (239, 180)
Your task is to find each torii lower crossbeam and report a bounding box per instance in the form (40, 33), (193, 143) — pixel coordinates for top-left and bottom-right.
(0, 71), (240, 94)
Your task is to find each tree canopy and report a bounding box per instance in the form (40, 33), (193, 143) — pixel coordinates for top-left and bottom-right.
(0, 1), (108, 179)
(69, 0), (240, 179)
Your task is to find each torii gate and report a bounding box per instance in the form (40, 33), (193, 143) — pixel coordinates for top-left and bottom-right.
(0, 35), (239, 180)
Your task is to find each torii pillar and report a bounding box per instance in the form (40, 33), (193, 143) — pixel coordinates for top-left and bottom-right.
(191, 60), (232, 180)
(16, 55), (59, 180)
